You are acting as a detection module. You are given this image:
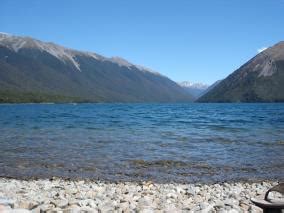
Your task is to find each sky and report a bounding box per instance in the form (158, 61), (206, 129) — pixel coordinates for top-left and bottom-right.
(1, 0), (284, 85)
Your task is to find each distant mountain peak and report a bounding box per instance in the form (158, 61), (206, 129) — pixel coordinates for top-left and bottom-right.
(178, 81), (209, 100)
(179, 81), (208, 89)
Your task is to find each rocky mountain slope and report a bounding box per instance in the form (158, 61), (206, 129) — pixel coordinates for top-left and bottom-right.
(198, 80), (222, 97)
(198, 41), (284, 102)
(0, 33), (193, 103)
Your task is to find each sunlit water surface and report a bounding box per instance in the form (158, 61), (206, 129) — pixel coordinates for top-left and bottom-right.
(0, 103), (283, 183)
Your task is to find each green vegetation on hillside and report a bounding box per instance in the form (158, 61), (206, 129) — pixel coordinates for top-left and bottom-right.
(0, 90), (90, 103)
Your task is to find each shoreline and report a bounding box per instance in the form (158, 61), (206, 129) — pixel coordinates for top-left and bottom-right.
(0, 178), (279, 212)
(0, 175), (280, 185)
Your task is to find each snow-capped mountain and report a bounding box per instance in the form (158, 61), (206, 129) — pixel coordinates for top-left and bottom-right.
(179, 81), (208, 89)
(178, 81), (209, 99)
(0, 32), (193, 103)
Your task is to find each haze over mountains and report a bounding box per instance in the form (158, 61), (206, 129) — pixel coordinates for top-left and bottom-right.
(198, 41), (284, 102)
(0, 33), (193, 103)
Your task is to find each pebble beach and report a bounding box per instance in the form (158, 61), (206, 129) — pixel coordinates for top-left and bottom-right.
(0, 178), (280, 212)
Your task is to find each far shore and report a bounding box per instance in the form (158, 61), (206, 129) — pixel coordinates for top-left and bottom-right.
(1, 101), (284, 104)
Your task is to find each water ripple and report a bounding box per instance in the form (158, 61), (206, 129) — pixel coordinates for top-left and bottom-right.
(0, 103), (284, 183)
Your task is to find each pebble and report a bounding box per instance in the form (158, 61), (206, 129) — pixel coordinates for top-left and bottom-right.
(51, 199), (68, 208)
(0, 198), (15, 208)
(17, 201), (39, 210)
(0, 178), (280, 212)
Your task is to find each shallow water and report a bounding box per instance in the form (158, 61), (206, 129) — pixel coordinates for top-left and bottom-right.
(0, 103), (283, 183)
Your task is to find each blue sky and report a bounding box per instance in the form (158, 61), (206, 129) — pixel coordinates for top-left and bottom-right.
(1, 0), (284, 85)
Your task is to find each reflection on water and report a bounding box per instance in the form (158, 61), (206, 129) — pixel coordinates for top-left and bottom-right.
(0, 103), (283, 183)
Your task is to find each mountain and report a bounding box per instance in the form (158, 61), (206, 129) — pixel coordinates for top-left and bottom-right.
(198, 41), (284, 102)
(179, 81), (208, 99)
(199, 80), (222, 97)
(0, 33), (193, 103)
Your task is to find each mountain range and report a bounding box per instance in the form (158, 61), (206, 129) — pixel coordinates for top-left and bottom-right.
(0, 33), (193, 103)
(1, 33), (284, 103)
(198, 41), (284, 102)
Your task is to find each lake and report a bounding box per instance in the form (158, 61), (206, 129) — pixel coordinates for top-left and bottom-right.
(0, 103), (283, 183)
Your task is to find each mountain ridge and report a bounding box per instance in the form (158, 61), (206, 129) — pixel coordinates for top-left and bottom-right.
(0, 33), (193, 103)
(0, 33), (160, 74)
(198, 41), (284, 102)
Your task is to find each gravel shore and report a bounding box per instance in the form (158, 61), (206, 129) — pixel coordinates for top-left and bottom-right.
(0, 178), (280, 212)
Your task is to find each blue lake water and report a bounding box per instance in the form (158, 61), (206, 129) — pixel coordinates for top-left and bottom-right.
(0, 103), (283, 183)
